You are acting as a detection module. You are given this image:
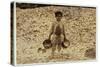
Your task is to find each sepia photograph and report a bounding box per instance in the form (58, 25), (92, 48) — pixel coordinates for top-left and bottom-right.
(11, 2), (96, 64)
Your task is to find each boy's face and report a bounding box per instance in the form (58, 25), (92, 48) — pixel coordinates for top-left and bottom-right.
(55, 14), (62, 22)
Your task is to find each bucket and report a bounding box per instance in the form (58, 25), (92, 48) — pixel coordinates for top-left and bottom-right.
(43, 39), (52, 49)
(62, 39), (70, 48)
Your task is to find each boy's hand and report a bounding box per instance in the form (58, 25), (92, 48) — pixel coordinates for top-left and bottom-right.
(64, 38), (67, 41)
(48, 37), (50, 40)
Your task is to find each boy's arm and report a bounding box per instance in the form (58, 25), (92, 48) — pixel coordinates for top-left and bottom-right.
(48, 23), (54, 39)
(63, 24), (66, 40)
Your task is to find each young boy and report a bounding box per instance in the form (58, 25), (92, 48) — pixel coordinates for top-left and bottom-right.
(48, 11), (69, 55)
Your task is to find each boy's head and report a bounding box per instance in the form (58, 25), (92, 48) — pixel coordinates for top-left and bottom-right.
(55, 11), (63, 21)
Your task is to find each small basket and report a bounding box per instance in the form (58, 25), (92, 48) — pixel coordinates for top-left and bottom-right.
(62, 39), (70, 48)
(43, 39), (52, 49)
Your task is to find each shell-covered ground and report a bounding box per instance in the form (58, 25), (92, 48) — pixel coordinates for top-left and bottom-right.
(16, 4), (96, 64)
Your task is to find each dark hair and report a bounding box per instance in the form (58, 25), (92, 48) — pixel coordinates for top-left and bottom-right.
(55, 11), (63, 17)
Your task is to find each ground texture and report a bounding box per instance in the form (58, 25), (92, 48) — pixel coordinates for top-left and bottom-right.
(16, 5), (96, 64)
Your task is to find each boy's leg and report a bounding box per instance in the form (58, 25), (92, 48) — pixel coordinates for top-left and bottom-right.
(52, 43), (56, 56)
(50, 34), (57, 56)
(58, 43), (62, 52)
(57, 35), (64, 53)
